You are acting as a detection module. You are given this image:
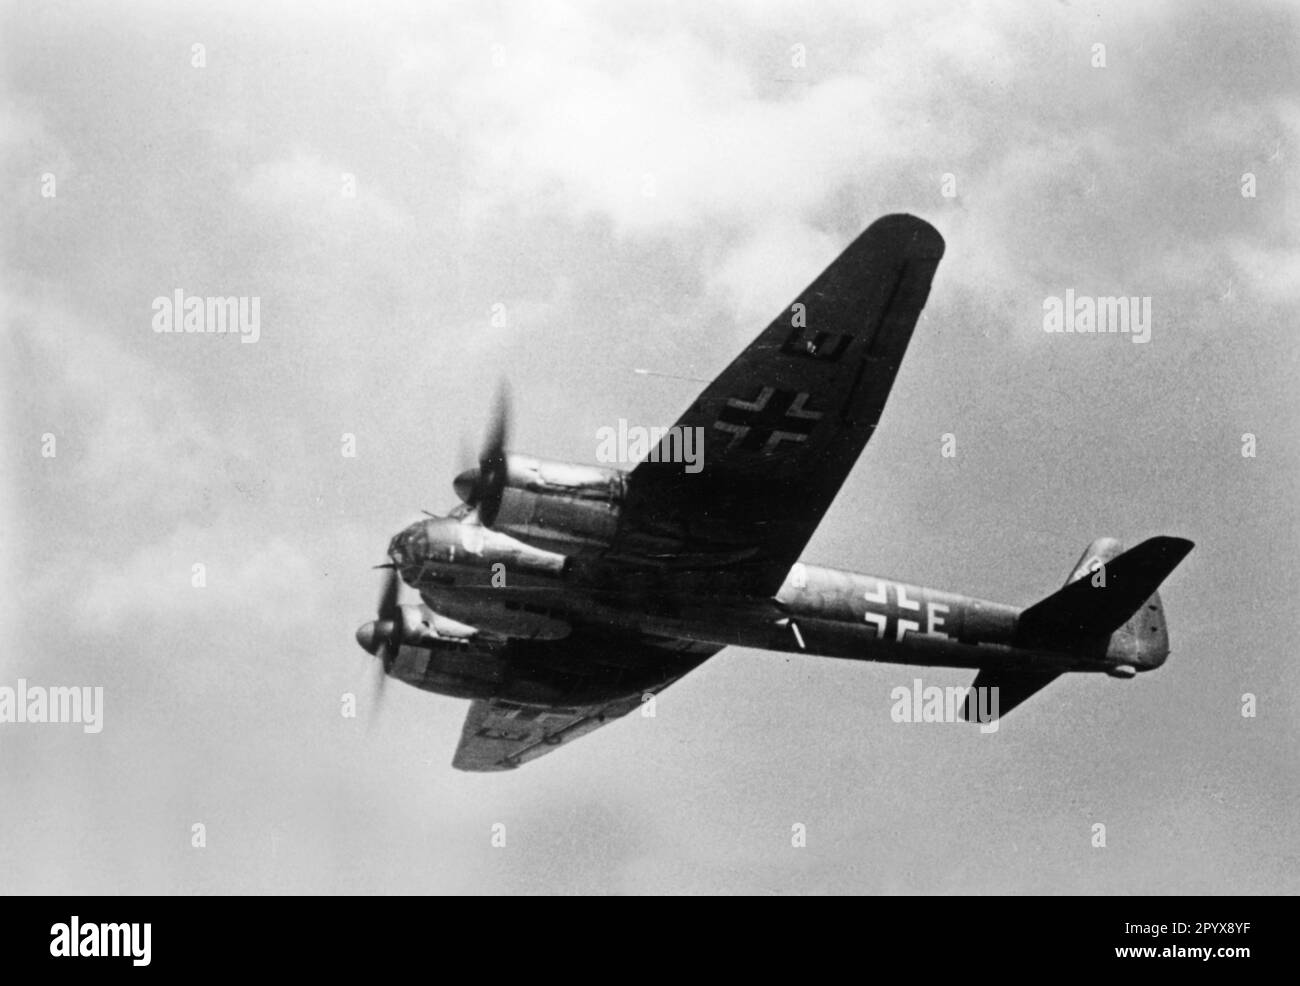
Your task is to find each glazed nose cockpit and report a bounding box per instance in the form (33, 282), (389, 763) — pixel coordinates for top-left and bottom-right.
(388, 516), (486, 571)
(387, 522), (424, 567)
(387, 514), (569, 590)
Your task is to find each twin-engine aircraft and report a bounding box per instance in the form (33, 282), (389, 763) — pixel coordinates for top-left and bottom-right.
(355, 214), (1194, 771)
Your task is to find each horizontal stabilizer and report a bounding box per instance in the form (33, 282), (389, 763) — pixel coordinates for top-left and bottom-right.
(960, 669), (1061, 722)
(1016, 536), (1194, 649)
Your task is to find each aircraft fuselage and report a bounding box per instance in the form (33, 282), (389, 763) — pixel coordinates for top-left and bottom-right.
(385, 510), (1160, 704)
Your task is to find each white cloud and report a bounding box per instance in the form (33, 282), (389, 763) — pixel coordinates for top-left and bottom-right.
(81, 528), (319, 631)
(239, 149), (412, 238)
(8, 294), (238, 519)
(4, 0), (1298, 895)
(707, 221), (838, 326)
(1229, 241), (1300, 302)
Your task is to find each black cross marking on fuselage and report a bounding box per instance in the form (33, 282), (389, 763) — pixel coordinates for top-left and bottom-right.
(714, 387), (822, 452)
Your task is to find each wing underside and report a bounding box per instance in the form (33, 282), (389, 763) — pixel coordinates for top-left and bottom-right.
(454, 684), (669, 771)
(446, 216), (946, 769)
(449, 632), (717, 771)
(609, 214), (945, 595)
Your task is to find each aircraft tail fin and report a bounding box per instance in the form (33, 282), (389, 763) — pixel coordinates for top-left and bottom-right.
(962, 536), (1193, 725)
(1014, 536), (1194, 655)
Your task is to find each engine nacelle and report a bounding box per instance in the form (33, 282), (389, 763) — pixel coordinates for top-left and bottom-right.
(398, 605), (478, 647)
(426, 594), (572, 641)
(460, 454), (626, 555)
(354, 605), (477, 662)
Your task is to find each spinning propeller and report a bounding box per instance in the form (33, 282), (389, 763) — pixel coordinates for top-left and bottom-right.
(354, 566), (402, 709)
(452, 383), (511, 526)
(356, 380), (511, 713)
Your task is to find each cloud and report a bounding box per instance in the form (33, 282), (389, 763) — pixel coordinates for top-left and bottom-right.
(238, 148), (413, 244)
(81, 528), (319, 631)
(707, 221), (837, 326)
(6, 294), (247, 527)
(371, 0), (1300, 364)
(1229, 241), (1300, 303)
(3, 0), (1298, 895)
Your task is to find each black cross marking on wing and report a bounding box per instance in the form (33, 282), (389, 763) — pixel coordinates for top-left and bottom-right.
(713, 387), (823, 452)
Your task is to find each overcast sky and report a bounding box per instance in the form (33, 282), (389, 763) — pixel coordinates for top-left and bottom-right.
(3, 0), (1297, 894)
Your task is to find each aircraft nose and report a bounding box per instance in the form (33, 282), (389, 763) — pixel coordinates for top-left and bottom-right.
(388, 525), (416, 564)
(389, 519), (440, 568)
(453, 468), (478, 505)
(355, 621), (378, 654)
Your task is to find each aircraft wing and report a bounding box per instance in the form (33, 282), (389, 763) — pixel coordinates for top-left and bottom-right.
(609, 214), (945, 596)
(450, 636), (716, 772)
